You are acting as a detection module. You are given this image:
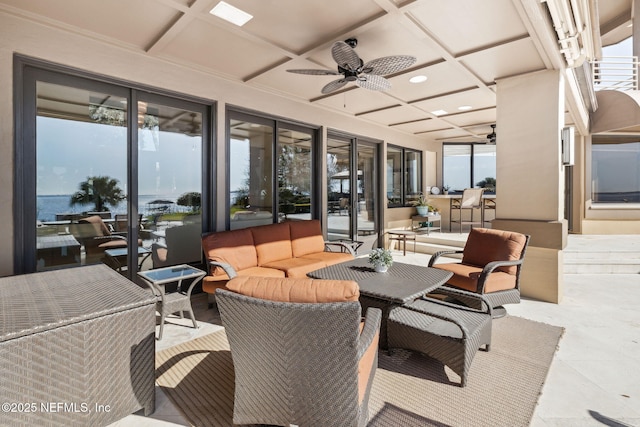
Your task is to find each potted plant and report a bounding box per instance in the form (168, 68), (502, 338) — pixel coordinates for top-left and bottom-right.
(369, 248), (393, 273)
(442, 185), (450, 195)
(411, 193), (431, 216)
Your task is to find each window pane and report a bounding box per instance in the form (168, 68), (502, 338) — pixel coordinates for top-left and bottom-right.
(405, 149), (422, 205)
(278, 127), (312, 221)
(386, 146), (402, 207)
(327, 137), (351, 239)
(443, 144), (471, 192)
(358, 143), (377, 237)
(138, 101), (203, 270)
(592, 138), (640, 203)
(473, 144), (496, 192)
(229, 119), (274, 229)
(36, 82), (127, 271)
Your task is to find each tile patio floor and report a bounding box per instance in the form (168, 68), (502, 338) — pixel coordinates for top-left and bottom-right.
(111, 235), (640, 427)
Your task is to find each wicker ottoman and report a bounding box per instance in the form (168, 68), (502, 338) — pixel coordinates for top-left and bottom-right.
(387, 297), (492, 387)
(0, 265), (156, 426)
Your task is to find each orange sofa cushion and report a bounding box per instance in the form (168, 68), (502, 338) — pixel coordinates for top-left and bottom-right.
(300, 251), (354, 266)
(435, 262), (517, 293)
(262, 257), (327, 278)
(250, 222), (293, 265)
(202, 229), (258, 276)
(461, 228), (527, 275)
(289, 219), (326, 257)
(226, 276), (360, 303)
(202, 266), (286, 294)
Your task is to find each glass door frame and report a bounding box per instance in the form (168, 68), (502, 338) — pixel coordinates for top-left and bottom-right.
(14, 55), (215, 277)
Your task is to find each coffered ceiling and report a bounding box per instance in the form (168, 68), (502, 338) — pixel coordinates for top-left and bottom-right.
(0, 0), (632, 142)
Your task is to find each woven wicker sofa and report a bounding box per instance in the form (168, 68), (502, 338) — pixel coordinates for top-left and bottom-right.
(217, 275), (381, 427)
(201, 219), (355, 307)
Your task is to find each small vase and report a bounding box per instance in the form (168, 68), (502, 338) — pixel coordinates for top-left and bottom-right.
(416, 206), (428, 216)
(374, 264), (388, 273)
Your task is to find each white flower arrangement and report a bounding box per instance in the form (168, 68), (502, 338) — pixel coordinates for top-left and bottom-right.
(368, 248), (394, 268)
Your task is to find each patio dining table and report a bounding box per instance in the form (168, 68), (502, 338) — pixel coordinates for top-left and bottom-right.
(308, 258), (452, 347)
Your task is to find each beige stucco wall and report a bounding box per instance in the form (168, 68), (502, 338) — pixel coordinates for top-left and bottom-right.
(0, 11), (434, 276)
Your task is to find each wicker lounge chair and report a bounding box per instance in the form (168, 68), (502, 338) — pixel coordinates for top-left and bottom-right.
(216, 276), (381, 427)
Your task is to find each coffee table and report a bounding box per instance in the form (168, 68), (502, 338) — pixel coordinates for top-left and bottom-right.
(308, 258), (452, 347)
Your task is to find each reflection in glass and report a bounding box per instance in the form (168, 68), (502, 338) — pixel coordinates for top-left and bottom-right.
(229, 119), (274, 229)
(278, 128), (312, 221)
(592, 137), (640, 203)
(35, 82), (128, 271)
(387, 146), (402, 207)
(139, 102), (203, 271)
(327, 137), (351, 239)
(405, 149), (422, 202)
(357, 143), (377, 238)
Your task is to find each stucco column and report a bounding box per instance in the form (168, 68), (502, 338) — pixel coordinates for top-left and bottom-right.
(493, 70), (567, 303)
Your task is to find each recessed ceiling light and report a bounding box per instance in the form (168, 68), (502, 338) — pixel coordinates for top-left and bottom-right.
(458, 105), (472, 111)
(431, 110), (448, 116)
(409, 75), (428, 83)
(210, 1), (253, 27)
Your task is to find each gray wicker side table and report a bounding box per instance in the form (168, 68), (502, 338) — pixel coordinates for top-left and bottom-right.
(0, 264), (156, 426)
(387, 296), (492, 387)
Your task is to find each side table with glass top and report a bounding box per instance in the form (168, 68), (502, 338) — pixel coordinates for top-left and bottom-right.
(137, 264), (206, 340)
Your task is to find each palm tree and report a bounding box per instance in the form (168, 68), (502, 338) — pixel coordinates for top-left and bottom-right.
(70, 176), (126, 212)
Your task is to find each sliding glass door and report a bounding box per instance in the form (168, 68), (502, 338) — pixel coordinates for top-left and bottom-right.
(17, 60), (212, 276)
(326, 133), (379, 247)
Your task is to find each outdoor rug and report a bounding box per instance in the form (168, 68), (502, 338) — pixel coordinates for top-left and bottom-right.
(155, 315), (563, 427)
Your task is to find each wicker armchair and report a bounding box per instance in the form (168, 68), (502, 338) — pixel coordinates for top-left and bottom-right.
(70, 215), (140, 264)
(216, 276), (381, 427)
(428, 227), (530, 317)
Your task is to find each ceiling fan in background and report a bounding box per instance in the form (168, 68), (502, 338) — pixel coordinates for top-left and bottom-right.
(287, 38), (416, 94)
(487, 124), (497, 144)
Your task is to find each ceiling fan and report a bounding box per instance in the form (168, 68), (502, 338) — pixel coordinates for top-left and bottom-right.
(487, 124), (496, 144)
(287, 38), (416, 94)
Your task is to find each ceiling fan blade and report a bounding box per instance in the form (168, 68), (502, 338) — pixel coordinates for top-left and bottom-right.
(331, 41), (362, 72)
(321, 78), (349, 94)
(356, 74), (392, 91)
(286, 69), (340, 75)
(362, 55), (417, 75)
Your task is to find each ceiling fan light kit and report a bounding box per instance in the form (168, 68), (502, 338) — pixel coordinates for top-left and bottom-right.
(287, 38), (416, 94)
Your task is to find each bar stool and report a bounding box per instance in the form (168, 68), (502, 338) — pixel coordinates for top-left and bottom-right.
(483, 198), (496, 227)
(449, 188), (485, 232)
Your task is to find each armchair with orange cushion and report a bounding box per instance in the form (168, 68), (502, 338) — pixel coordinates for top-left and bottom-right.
(428, 227), (530, 317)
(216, 276), (381, 427)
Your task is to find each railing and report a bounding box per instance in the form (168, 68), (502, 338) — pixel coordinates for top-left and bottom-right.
(591, 56), (639, 91)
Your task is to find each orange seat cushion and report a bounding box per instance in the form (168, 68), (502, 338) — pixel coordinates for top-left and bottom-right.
(433, 262), (517, 293)
(358, 321), (379, 404)
(250, 223), (293, 265)
(461, 228), (527, 275)
(226, 276), (360, 303)
(300, 251), (354, 266)
(202, 229), (258, 276)
(262, 257), (327, 278)
(289, 219), (326, 257)
(201, 266), (285, 294)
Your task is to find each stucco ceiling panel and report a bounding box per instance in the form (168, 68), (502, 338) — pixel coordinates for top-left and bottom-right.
(410, 87), (495, 116)
(313, 89), (394, 115)
(387, 61), (479, 102)
(358, 105), (430, 126)
(162, 19), (288, 80)
(229, 0), (385, 53)
(460, 38), (545, 84)
(408, 0), (528, 55)
(0, 0), (180, 48)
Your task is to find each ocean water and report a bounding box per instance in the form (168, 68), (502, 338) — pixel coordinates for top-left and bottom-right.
(36, 194), (188, 222)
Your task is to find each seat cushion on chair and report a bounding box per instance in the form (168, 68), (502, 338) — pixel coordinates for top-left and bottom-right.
(202, 266), (285, 294)
(289, 219), (326, 257)
(462, 228), (527, 275)
(300, 251), (354, 266)
(226, 276), (360, 303)
(434, 262), (517, 293)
